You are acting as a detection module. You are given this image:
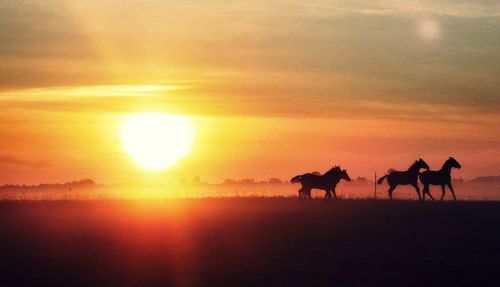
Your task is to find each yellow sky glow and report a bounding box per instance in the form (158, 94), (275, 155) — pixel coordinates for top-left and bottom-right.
(0, 1), (499, 184)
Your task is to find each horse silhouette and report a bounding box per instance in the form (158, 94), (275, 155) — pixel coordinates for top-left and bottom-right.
(291, 166), (351, 199)
(420, 157), (462, 201)
(377, 159), (429, 200)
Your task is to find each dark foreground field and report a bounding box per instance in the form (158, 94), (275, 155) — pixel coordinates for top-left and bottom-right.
(1, 199), (499, 287)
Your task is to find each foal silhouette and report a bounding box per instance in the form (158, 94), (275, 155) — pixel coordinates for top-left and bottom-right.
(291, 166), (351, 199)
(420, 157), (462, 201)
(377, 159), (429, 200)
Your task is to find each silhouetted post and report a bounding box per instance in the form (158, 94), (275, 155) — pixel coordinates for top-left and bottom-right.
(374, 172), (377, 200)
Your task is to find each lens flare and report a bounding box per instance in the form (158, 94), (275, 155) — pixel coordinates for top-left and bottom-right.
(418, 18), (441, 41)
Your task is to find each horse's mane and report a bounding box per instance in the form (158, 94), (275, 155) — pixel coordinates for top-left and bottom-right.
(408, 160), (425, 172)
(407, 160), (418, 171)
(324, 166), (341, 177)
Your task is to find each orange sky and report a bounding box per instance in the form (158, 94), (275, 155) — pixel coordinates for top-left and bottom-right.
(1, 1), (499, 184)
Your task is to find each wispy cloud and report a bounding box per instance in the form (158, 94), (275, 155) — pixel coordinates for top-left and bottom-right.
(0, 156), (48, 168)
(1, 85), (498, 128)
(294, 1), (500, 18)
(0, 85), (187, 102)
(0, 1), (498, 120)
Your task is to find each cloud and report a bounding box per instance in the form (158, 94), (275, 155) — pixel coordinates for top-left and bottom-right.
(0, 85), (187, 101)
(1, 85), (498, 130)
(294, 1), (500, 18)
(0, 1), (498, 115)
(0, 156), (49, 168)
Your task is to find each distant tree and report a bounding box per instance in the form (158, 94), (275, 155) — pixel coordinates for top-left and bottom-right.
(192, 176), (201, 184)
(61, 179), (95, 189)
(470, 175), (500, 183)
(239, 178), (256, 184)
(73, 179), (96, 187)
(355, 176), (368, 184)
(267, 177), (283, 184)
(223, 178), (237, 185)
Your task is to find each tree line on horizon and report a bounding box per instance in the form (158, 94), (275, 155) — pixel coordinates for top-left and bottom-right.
(0, 179), (96, 190)
(2, 175), (500, 191)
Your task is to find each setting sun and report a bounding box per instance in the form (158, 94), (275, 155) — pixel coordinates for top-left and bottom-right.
(120, 113), (195, 171)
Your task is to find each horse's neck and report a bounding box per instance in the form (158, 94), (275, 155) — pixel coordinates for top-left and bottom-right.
(440, 162), (452, 175)
(329, 178), (341, 187)
(325, 173), (341, 184)
(407, 163), (420, 174)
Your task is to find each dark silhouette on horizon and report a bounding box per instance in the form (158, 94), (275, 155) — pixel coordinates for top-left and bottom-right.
(377, 158), (429, 200)
(290, 166), (351, 199)
(420, 157), (462, 201)
(0, 179), (96, 190)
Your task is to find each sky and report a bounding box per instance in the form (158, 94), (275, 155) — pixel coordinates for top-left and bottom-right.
(0, 0), (499, 184)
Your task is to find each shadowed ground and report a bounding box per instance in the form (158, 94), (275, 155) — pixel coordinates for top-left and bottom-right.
(0, 199), (499, 286)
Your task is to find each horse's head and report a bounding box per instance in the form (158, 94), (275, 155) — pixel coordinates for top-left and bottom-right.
(417, 158), (430, 170)
(324, 165), (341, 176)
(324, 165), (350, 182)
(447, 157), (462, 169)
(341, 169), (351, 182)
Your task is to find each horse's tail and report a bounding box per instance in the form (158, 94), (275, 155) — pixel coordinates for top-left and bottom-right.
(377, 174), (388, 185)
(290, 175), (302, 184)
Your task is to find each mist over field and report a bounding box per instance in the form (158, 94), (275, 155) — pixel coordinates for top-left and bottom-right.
(1, 176), (499, 201)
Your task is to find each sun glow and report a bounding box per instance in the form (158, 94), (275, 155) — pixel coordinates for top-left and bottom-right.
(120, 113), (195, 171)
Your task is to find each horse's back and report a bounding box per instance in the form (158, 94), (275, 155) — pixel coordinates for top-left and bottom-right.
(302, 173), (320, 180)
(420, 170), (449, 185)
(299, 173), (321, 185)
(388, 171), (418, 185)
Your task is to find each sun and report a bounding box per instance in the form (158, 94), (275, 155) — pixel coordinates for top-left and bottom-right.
(120, 113), (195, 171)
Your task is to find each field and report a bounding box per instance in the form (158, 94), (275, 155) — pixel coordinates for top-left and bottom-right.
(1, 198), (499, 286)
(2, 180), (499, 201)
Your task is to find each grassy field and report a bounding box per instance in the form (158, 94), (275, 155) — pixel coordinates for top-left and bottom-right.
(1, 198), (499, 286)
(2, 180), (499, 201)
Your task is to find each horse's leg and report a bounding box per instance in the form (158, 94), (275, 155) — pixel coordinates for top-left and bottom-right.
(412, 183), (421, 201)
(425, 185), (435, 201)
(439, 184), (446, 201)
(387, 185), (396, 200)
(422, 186), (427, 201)
(324, 190), (332, 200)
(447, 183), (457, 201)
(298, 187), (305, 198)
(306, 188), (312, 199)
(332, 188), (338, 200)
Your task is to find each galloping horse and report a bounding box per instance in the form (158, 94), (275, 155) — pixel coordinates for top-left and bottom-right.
(420, 157), (461, 201)
(377, 159), (429, 200)
(290, 166), (351, 199)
